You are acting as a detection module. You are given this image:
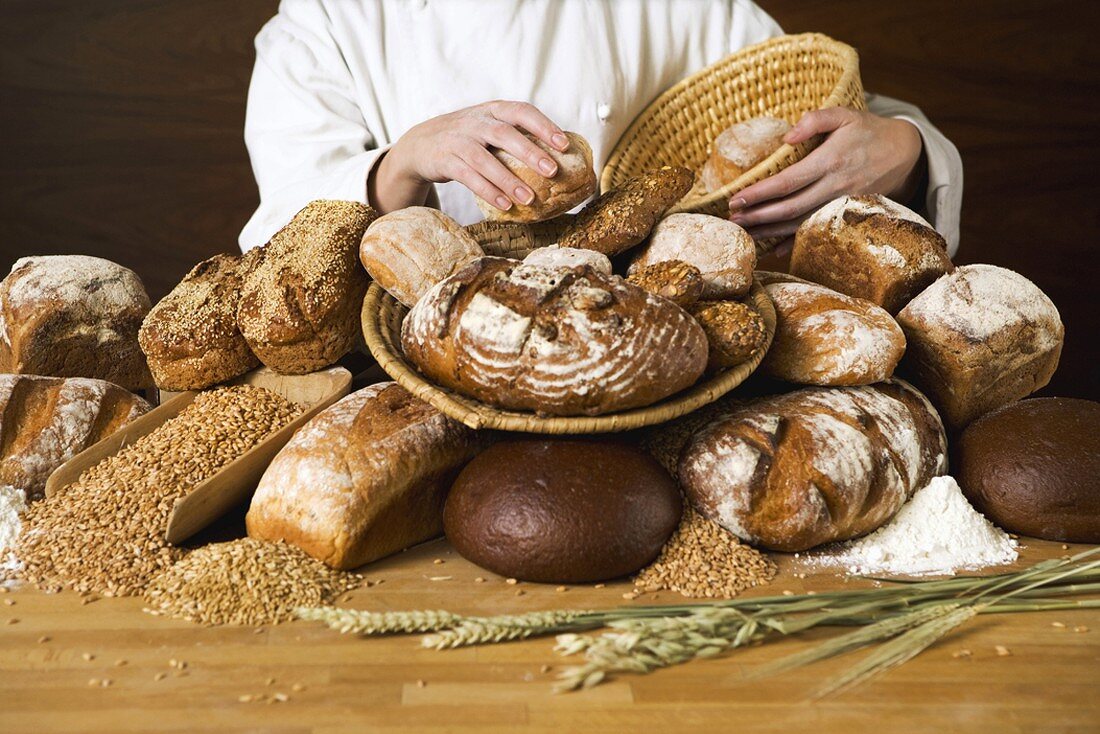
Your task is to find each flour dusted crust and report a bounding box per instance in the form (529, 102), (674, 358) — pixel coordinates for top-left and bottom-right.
(475, 131), (597, 223)
(628, 213), (756, 299)
(677, 379), (947, 552)
(245, 382), (481, 570)
(401, 256), (709, 416)
(522, 246), (612, 275)
(701, 116), (791, 193)
(238, 200), (377, 374)
(0, 255), (153, 390)
(359, 207), (484, 308)
(896, 264), (1063, 430)
(0, 374), (149, 501)
(791, 194), (953, 314)
(760, 275), (905, 386)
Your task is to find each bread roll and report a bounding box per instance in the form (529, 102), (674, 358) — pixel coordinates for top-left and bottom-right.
(759, 273), (905, 386)
(557, 166), (694, 255)
(139, 253), (260, 391)
(791, 194), (953, 314)
(444, 439), (681, 583)
(359, 207), (483, 308)
(474, 131), (596, 223)
(238, 200), (377, 374)
(701, 116), (791, 193)
(678, 380), (947, 551)
(896, 264), (1063, 430)
(690, 300), (768, 372)
(522, 246), (612, 275)
(0, 374), (149, 501)
(956, 398), (1100, 543)
(0, 255), (153, 391)
(246, 382), (481, 570)
(628, 213), (756, 299)
(401, 257), (708, 416)
(626, 260), (704, 309)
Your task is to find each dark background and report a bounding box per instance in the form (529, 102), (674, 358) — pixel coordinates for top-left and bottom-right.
(0, 0), (1096, 399)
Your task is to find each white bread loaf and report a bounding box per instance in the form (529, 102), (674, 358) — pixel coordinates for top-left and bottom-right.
(628, 213), (756, 299)
(522, 246), (612, 275)
(701, 116), (791, 193)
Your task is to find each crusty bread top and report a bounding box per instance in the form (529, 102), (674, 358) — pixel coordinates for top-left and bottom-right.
(629, 213), (756, 299)
(522, 246), (612, 275)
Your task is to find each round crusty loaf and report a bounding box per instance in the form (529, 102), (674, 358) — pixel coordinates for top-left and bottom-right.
(238, 200), (377, 374)
(359, 207), (483, 308)
(522, 246), (612, 275)
(626, 260), (705, 309)
(628, 213), (756, 299)
(139, 252), (261, 391)
(759, 273), (905, 386)
(678, 379), (947, 552)
(401, 256), (709, 416)
(474, 131), (596, 223)
(444, 439), (682, 583)
(701, 116), (792, 193)
(791, 194), (953, 314)
(956, 398), (1100, 543)
(689, 300), (768, 372)
(0, 255), (153, 391)
(897, 264), (1063, 431)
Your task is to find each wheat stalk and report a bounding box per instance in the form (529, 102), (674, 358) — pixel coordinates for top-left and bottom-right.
(422, 610), (592, 649)
(295, 607), (466, 634)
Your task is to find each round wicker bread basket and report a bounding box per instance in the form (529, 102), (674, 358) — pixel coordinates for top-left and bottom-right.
(600, 33), (865, 239)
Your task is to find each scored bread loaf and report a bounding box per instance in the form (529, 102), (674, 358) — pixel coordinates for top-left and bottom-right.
(758, 272), (905, 386)
(401, 256), (708, 416)
(678, 379), (948, 552)
(246, 382), (482, 570)
(628, 213), (756, 299)
(0, 256), (153, 391)
(0, 374), (150, 501)
(359, 207), (484, 308)
(701, 116), (792, 193)
(238, 200), (377, 374)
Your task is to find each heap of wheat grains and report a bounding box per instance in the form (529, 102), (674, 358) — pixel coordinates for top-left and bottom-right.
(18, 386), (300, 597)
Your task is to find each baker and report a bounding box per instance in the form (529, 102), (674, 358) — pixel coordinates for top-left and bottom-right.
(238, 0), (962, 255)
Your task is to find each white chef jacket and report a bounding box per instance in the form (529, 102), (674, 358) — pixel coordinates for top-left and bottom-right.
(240, 0), (963, 255)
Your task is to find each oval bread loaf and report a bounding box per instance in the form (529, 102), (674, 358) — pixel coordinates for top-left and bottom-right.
(701, 116), (791, 193)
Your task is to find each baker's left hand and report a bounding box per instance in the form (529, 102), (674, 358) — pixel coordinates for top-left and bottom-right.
(727, 108), (924, 240)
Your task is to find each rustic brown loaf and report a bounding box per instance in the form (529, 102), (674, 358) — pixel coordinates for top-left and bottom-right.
(359, 207), (484, 308)
(678, 379), (947, 552)
(139, 252), (261, 391)
(444, 439), (681, 583)
(246, 382), (482, 570)
(626, 260), (705, 309)
(0, 374), (150, 501)
(790, 194), (954, 314)
(758, 272), (905, 386)
(956, 398), (1100, 543)
(701, 116), (791, 193)
(689, 300), (768, 372)
(238, 200), (377, 374)
(896, 264), (1063, 430)
(0, 255), (153, 391)
(474, 131), (597, 223)
(628, 213), (756, 299)
(401, 256), (709, 416)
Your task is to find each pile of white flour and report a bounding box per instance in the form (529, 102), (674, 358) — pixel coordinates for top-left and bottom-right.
(810, 476), (1018, 576)
(0, 484), (27, 582)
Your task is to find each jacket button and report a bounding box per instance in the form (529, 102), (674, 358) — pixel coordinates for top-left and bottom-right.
(597, 103), (612, 121)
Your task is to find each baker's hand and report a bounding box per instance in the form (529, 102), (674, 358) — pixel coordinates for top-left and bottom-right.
(727, 108), (924, 240)
(370, 100), (570, 214)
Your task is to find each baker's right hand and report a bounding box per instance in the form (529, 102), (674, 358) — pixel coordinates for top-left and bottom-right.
(371, 100), (570, 214)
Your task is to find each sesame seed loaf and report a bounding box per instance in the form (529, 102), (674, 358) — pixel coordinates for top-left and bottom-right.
(0, 255), (153, 390)
(626, 260), (705, 309)
(238, 200), (377, 374)
(628, 213), (756, 299)
(689, 300), (768, 373)
(401, 256), (709, 416)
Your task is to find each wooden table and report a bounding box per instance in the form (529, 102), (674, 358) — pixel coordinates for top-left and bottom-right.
(2, 538), (1097, 733)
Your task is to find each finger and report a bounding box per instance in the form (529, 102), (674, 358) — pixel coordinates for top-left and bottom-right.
(728, 153), (831, 212)
(446, 155), (513, 211)
(463, 144), (536, 205)
(483, 121), (559, 178)
(730, 178), (837, 229)
(489, 100), (569, 151)
(745, 218), (806, 241)
(784, 107), (856, 145)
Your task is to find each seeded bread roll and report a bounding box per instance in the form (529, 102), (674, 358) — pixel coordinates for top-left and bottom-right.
(247, 382), (482, 570)
(690, 300), (768, 372)
(628, 213), (756, 299)
(701, 116), (791, 193)
(758, 272), (905, 386)
(401, 256), (708, 416)
(557, 166), (694, 255)
(139, 252), (261, 391)
(678, 379), (948, 551)
(522, 246), (612, 275)
(626, 260), (704, 309)
(474, 131), (597, 223)
(359, 207), (484, 308)
(0, 255), (153, 391)
(238, 200), (377, 374)
(0, 374), (149, 501)
(791, 194), (953, 314)
(897, 264), (1063, 430)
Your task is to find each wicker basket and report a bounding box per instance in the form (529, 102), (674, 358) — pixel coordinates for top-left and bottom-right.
(600, 33), (865, 238)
